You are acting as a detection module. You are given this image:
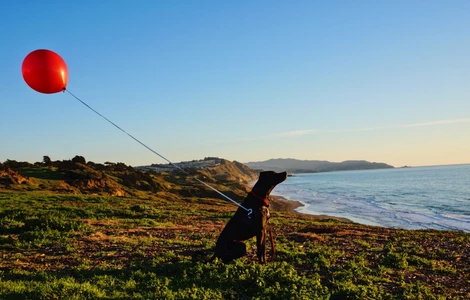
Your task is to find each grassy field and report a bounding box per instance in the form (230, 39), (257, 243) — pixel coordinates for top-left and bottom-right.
(0, 190), (469, 299)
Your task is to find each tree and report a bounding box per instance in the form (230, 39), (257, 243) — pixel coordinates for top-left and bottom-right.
(43, 156), (52, 165)
(72, 155), (86, 165)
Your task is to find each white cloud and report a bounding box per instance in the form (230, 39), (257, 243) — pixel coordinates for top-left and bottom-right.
(275, 129), (318, 138)
(397, 118), (470, 128)
(238, 118), (470, 142)
(353, 118), (470, 132)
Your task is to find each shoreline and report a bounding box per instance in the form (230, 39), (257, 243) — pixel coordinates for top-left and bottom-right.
(247, 180), (352, 223)
(270, 194), (352, 223)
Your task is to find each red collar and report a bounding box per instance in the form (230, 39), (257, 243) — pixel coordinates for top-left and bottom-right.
(251, 191), (269, 206)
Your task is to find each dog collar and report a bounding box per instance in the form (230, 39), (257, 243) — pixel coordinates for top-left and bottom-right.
(251, 191), (269, 206)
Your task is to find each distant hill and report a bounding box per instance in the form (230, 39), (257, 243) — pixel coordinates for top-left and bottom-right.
(245, 158), (394, 173)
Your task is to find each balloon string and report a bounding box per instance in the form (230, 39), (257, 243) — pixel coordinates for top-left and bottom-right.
(64, 89), (252, 215)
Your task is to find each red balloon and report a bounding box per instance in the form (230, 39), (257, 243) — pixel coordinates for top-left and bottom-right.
(22, 49), (68, 94)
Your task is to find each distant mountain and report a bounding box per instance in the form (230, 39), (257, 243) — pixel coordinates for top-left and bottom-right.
(244, 158), (394, 173)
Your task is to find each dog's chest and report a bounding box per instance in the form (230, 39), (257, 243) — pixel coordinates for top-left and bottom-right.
(234, 206), (269, 231)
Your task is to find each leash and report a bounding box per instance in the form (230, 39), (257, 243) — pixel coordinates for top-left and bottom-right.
(64, 89), (253, 216)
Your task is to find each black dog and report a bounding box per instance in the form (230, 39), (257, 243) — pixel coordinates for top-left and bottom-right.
(214, 171), (288, 263)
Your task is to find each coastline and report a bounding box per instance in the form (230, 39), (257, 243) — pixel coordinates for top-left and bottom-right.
(270, 194), (352, 223)
(247, 179), (352, 223)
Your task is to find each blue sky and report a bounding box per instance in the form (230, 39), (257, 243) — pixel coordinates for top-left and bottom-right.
(1, 1), (469, 167)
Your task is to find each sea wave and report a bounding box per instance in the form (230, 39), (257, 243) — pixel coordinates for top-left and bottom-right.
(273, 165), (470, 232)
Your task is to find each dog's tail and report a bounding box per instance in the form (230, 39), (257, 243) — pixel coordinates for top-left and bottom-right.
(209, 253), (217, 262)
(191, 249), (217, 263)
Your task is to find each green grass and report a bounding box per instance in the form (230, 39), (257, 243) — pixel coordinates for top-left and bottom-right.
(0, 191), (469, 299)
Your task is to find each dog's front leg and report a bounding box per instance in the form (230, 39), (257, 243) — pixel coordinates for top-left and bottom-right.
(256, 207), (269, 263)
(256, 230), (266, 263)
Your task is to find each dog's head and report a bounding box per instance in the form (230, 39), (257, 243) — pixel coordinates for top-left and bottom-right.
(251, 171), (288, 197)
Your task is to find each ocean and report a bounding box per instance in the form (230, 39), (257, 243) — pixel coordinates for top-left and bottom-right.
(273, 164), (470, 232)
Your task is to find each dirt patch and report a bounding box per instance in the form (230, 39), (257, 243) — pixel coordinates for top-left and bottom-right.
(0, 169), (29, 186)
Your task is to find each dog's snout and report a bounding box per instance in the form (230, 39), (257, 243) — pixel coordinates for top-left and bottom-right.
(275, 171), (288, 183)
